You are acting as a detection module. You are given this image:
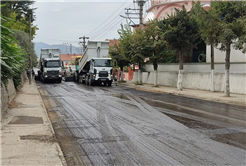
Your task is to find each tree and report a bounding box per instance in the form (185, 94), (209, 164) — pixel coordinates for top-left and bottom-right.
(210, 1), (246, 97)
(143, 19), (175, 86)
(1, 1), (38, 38)
(1, 12), (27, 88)
(0, 0), (36, 22)
(13, 30), (38, 68)
(117, 24), (135, 81)
(131, 27), (146, 84)
(191, 2), (221, 92)
(159, 5), (200, 90)
(109, 43), (130, 81)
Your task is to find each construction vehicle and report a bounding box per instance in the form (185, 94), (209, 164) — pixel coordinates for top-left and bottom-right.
(78, 41), (113, 86)
(38, 48), (62, 83)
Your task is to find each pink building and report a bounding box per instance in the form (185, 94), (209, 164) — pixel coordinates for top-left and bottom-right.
(144, 0), (211, 23)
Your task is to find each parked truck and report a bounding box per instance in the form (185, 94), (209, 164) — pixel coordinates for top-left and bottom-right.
(78, 41), (113, 86)
(38, 48), (62, 83)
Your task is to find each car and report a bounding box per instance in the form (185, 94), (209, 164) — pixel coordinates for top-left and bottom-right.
(64, 67), (74, 81)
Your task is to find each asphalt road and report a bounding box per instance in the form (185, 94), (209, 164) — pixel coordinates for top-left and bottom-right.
(37, 80), (246, 166)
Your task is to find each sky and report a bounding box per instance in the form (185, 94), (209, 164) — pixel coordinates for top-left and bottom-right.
(33, 0), (151, 46)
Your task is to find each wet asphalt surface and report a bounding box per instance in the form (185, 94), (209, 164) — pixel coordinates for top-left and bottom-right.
(37, 80), (246, 166)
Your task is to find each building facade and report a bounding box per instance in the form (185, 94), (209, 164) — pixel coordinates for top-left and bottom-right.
(60, 54), (82, 69)
(145, 0), (210, 21)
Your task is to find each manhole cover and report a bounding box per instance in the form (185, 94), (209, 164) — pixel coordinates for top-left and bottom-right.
(8, 116), (43, 124)
(20, 135), (56, 142)
(18, 104), (41, 108)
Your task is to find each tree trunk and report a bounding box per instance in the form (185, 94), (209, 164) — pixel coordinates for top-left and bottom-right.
(120, 66), (124, 81)
(153, 61), (158, 87)
(225, 43), (231, 97)
(138, 62), (142, 84)
(121, 70), (124, 81)
(137, 70), (141, 84)
(210, 43), (215, 92)
(177, 52), (183, 91)
(154, 70), (157, 86)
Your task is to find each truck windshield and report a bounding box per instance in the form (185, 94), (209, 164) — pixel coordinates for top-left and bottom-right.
(45, 60), (61, 68)
(94, 59), (112, 67)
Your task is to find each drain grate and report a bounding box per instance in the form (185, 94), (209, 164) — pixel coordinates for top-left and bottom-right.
(20, 135), (57, 142)
(18, 104), (42, 108)
(8, 116), (43, 124)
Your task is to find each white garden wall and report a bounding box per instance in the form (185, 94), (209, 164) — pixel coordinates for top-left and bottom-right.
(206, 45), (246, 63)
(132, 63), (246, 94)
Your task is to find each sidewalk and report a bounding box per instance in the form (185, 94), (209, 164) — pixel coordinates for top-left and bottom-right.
(119, 82), (246, 106)
(1, 79), (67, 166)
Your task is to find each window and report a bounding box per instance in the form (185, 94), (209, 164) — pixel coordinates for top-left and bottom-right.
(45, 60), (61, 68)
(94, 59), (112, 67)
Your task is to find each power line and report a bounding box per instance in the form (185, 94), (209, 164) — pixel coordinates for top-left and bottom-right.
(92, 17), (125, 40)
(34, 37), (79, 43)
(86, 0), (129, 36)
(89, 9), (125, 39)
(88, 3), (133, 39)
(90, 13), (124, 39)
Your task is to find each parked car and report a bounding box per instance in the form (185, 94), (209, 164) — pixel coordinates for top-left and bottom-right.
(64, 67), (74, 81)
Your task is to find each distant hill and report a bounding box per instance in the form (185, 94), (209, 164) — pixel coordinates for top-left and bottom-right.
(34, 42), (83, 58)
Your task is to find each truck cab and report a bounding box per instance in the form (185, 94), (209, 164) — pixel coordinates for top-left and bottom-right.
(39, 49), (62, 83)
(86, 58), (113, 86)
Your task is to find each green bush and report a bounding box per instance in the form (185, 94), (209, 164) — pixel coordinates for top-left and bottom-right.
(134, 81), (142, 85)
(1, 12), (27, 88)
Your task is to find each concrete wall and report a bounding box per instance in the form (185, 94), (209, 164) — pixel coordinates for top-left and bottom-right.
(1, 82), (9, 115)
(133, 64), (246, 94)
(6, 79), (17, 102)
(1, 72), (28, 116)
(144, 63), (246, 73)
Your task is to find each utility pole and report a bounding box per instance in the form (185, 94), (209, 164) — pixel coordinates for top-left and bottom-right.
(63, 43), (68, 53)
(29, 11), (32, 84)
(134, 0), (146, 84)
(79, 36), (89, 54)
(120, 8), (139, 26)
(134, 0), (146, 29)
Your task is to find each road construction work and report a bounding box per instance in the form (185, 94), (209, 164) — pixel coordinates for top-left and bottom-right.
(38, 81), (246, 166)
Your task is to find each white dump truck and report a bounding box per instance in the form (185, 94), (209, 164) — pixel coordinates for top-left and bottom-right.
(38, 48), (62, 83)
(78, 41), (113, 86)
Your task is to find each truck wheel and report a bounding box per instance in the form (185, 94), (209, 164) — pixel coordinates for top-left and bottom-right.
(108, 82), (112, 86)
(77, 75), (79, 83)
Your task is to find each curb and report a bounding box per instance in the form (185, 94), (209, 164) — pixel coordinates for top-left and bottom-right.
(35, 80), (68, 166)
(118, 83), (246, 107)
